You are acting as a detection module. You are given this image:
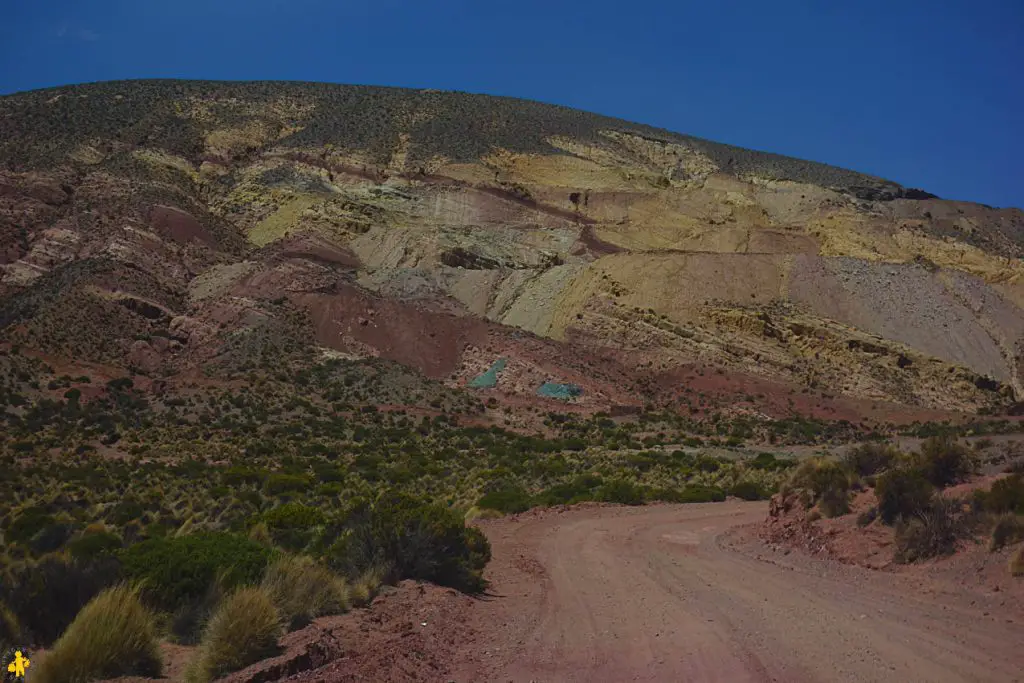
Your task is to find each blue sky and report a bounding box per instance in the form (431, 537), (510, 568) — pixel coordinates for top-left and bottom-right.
(1, 0), (1021, 208)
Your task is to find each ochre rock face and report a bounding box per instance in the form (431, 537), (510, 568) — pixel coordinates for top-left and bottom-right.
(1, 80), (1022, 413)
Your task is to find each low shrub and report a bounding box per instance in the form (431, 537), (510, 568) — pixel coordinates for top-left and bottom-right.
(33, 584), (162, 683)
(893, 497), (962, 564)
(477, 487), (533, 514)
(0, 599), (20, 650)
(875, 467), (934, 524)
(261, 555), (348, 630)
(534, 475), (603, 506)
(843, 443), (899, 477)
(330, 492), (490, 593)
(0, 554), (121, 646)
(67, 530), (122, 562)
(856, 507), (878, 527)
(914, 436), (974, 488)
(973, 475), (1024, 515)
(186, 587), (282, 683)
(1011, 546), (1023, 577)
(678, 485), (728, 503)
(990, 514), (1024, 551)
(729, 481), (765, 501)
(262, 503), (326, 552)
(786, 459), (851, 517)
(263, 474), (311, 496)
(595, 480), (645, 505)
(120, 533), (273, 611)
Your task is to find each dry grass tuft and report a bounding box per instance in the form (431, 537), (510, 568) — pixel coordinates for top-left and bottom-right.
(261, 555), (349, 630)
(33, 584), (161, 683)
(186, 587), (282, 683)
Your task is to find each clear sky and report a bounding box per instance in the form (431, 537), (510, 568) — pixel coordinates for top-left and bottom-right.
(1, 0), (1021, 208)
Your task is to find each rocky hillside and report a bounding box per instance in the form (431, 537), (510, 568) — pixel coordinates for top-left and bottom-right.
(3, 79), (1024, 416)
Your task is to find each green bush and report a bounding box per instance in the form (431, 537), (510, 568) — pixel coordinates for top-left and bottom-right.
(787, 459), (852, 517)
(120, 533), (272, 611)
(1011, 546), (1023, 577)
(729, 481), (765, 501)
(894, 497), (961, 563)
(990, 514), (1024, 551)
(534, 475), (602, 506)
(186, 587), (282, 683)
(331, 492), (490, 592)
(477, 487), (533, 514)
(261, 555), (348, 630)
(875, 467), (934, 524)
(595, 480), (645, 505)
(843, 443), (899, 477)
(915, 436), (974, 488)
(973, 475), (1024, 515)
(33, 584), (162, 683)
(263, 473), (311, 496)
(0, 600), (21, 650)
(6, 506), (56, 545)
(68, 530), (122, 562)
(0, 554), (121, 646)
(647, 485), (726, 503)
(262, 503), (326, 552)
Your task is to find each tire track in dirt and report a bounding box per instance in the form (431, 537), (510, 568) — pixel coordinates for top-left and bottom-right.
(448, 502), (1024, 683)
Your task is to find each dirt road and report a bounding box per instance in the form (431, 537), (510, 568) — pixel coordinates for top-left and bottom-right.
(448, 502), (1024, 683)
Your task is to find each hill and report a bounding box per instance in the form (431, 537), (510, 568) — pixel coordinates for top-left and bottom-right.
(2, 79), (1024, 419)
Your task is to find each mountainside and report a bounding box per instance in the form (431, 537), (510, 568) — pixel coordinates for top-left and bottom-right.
(3, 79), (1024, 418)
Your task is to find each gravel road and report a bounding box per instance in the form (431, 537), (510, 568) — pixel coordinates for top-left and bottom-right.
(448, 502), (1024, 683)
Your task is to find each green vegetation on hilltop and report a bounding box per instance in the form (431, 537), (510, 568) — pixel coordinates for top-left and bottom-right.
(0, 79), (910, 198)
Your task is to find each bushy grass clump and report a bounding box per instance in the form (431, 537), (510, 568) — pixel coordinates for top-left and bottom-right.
(261, 555), (349, 630)
(186, 587), (282, 683)
(33, 584), (161, 683)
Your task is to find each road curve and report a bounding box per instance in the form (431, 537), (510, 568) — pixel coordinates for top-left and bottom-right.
(448, 502), (1024, 683)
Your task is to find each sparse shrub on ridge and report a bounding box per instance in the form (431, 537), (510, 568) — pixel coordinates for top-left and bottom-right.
(33, 584), (162, 683)
(186, 587), (282, 683)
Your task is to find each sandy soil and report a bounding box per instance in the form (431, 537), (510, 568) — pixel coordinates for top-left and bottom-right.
(447, 502), (1024, 683)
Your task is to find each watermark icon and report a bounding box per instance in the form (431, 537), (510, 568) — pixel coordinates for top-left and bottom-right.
(5, 651), (29, 680)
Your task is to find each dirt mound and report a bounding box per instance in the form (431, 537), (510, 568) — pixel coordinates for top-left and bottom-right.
(214, 581), (478, 683)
